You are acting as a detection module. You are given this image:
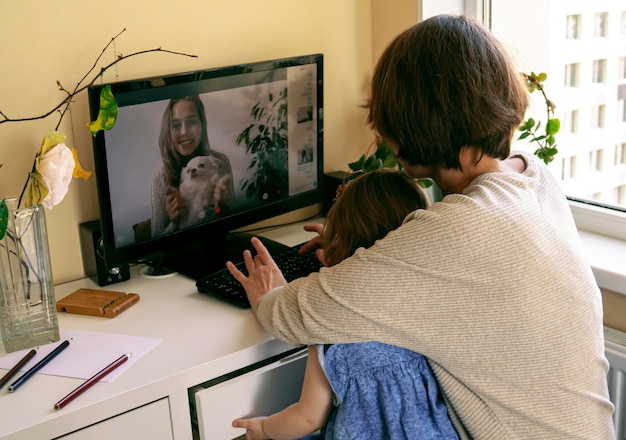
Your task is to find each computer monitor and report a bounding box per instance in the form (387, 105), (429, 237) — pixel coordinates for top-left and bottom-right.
(88, 53), (323, 279)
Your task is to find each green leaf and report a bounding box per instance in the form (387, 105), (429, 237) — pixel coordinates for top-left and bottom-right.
(417, 178), (433, 188)
(0, 199), (7, 240)
(348, 171), (363, 181)
(348, 155), (366, 171)
(382, 153), (398, 168)
(546, 118), (560, 135)
(520, 118), (535, 130)
(86, 85), (118, 136)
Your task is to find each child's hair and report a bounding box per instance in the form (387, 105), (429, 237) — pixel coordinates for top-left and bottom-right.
(367, 14), (529, 170)
(322, 170), (428, 267)
(158, 95), (210, 187)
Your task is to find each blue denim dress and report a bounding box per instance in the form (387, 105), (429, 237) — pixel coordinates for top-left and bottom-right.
(317, 342), (458, 440)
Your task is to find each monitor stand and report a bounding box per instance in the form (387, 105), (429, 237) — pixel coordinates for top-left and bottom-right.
(142, 232), (292, 281)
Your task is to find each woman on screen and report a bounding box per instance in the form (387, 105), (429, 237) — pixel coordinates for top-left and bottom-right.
(151, 95), (235, 236)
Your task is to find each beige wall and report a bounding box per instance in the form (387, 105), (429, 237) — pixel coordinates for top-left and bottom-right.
(0, 1), (418, 284)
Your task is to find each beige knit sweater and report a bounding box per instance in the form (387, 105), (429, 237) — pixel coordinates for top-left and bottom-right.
(257, 152), (616, 439)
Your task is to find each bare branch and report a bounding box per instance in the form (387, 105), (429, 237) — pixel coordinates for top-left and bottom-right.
(0, 32), (197, 128)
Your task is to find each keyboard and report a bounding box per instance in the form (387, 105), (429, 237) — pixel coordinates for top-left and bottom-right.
(196, 243), (323, 308)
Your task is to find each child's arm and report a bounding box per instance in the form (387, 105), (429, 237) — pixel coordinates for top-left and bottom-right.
(232, 345), (333, 440)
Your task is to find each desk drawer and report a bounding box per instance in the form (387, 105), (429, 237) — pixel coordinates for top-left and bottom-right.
(191, 349), (307, 440)
(57, 398), (172, 440)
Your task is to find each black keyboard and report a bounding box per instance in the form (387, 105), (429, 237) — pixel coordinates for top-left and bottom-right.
(196, 243), (323, 308)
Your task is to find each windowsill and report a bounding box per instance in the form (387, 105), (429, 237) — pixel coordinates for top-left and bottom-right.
(578, 229), (626, 296)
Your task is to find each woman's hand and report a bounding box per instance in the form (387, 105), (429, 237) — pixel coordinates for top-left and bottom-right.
(298, 223), (326, 266)
(165, 187), (185, 226)
(226, 237), (288, 313)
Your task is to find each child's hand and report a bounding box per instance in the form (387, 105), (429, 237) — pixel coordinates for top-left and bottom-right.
(232, 416), (269, 440)
(299, 223), (326, 266)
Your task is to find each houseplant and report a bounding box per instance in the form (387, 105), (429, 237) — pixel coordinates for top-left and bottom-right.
(235, 86), (289, 202)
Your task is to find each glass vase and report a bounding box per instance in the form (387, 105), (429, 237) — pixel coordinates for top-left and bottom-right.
(0, 198), (60, 353)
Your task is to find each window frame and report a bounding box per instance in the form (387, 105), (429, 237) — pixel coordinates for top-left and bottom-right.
(419, 0), (626, 294)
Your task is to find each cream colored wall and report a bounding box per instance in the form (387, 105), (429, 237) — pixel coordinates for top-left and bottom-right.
(371, 0), (419, 63)
(0, 0), (409, 284)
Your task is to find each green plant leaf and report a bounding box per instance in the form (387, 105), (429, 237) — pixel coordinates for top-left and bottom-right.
(348, 170), (363, 181)
(519, 118), (535, 130)
(348, 155), (366, 171)
(546, 118), (560, 135)
(86, 85), (118, 136)
(0, 199), (7, 240)
(382, 153), (397, 168)
(417, 178), (433, 188)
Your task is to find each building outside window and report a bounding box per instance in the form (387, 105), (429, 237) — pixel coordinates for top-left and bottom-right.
(592, 59), (607, 83)
(591, 104), (606, 128)
(595, 12), (609, 37)
(620, 99), (626, 123)
(491, 2), (626, 211)
(561, 155), (577, 180)
(565, 62), (580, 87)
(619, 56), (626, 80)
(590, 148), (604, 172)
(615, 184), (626, 204)
(563, 109), (579, 134)
(616, 143), (626, 165)
(566, 14), (582, 39)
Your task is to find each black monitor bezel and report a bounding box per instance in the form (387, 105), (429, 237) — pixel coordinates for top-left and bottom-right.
(88, 53), (324, 275)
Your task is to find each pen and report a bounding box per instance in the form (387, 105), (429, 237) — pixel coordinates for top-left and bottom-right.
(0, 349), (37, 390)
(8, 340), (70, 392)
(54, 353), (131, 410)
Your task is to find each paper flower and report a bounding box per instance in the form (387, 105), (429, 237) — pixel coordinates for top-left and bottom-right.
(25, 131), (92, 209)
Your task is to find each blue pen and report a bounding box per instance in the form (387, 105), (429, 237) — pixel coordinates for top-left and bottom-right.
(8, 340), (70, 392)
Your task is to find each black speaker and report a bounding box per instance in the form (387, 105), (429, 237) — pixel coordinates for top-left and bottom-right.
(79, 220), (130, 286)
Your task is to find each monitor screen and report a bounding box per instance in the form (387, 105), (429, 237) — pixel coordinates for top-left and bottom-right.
(88, 54), (323, 279)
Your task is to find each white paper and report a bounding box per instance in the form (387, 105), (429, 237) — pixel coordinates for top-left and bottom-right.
(0, 328), (161, 382)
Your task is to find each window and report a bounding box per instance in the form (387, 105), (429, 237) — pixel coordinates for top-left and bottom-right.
(620, 99), (626, 123)
(616, 143), (626, 165)
(590, 148), (604, 172)
(488, 1), (626, 215)
(561, 155), (577, 180)
(592, 104), (606, 128)
(566, 14), (581, 39)
(594, 12), (608, 37)
(615, 185), (626, 205)
(420, 0), (626, 244)
(563, 109), (579, 134)
(619, 56), (626, 80)
(592, 59), (607, 83)
(564, 63), (580, 87)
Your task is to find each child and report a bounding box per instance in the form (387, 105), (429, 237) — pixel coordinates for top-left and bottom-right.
(232, 170), (458, 440)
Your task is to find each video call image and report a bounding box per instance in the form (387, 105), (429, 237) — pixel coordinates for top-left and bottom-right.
(102, 66), (318, 249)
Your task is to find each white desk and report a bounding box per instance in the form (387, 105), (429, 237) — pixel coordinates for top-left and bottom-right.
(0, 221), (320, 439)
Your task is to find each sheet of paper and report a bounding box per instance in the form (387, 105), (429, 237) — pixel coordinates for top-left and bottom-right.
(0, 328), (161, 382)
